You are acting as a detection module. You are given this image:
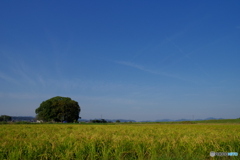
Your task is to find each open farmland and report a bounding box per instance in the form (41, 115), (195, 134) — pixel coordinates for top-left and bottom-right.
(0, 123), (239, 160)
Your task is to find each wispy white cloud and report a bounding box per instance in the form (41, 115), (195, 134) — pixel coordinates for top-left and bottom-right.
(116, 61), (192, 83)
(0, 52), (37, 86)
(0, 71), (19, 85)
(116, 61), (158, 74)
(165, 37), (214, 83)
(37, 75), (44, 87)
(12, 60), (37, 85)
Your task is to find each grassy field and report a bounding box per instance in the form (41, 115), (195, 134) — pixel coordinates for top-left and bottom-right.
(0, 122), (240, 160)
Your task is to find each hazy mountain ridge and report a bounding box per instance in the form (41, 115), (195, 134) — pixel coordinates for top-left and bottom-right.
(10, 116), (225, 122)
(140, 117), (225, 122)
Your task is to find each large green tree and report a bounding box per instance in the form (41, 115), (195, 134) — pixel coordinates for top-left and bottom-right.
(35, 96), (81, 122)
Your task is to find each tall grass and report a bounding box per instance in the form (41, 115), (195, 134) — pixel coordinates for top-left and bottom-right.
(0, 124), (239, 159)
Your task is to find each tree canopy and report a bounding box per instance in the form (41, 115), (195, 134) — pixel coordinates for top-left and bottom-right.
(35, 96), (81, 122)
(0, 115), (12, 121)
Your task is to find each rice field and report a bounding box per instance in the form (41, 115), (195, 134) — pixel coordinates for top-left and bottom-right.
(0, 123), (239, 160)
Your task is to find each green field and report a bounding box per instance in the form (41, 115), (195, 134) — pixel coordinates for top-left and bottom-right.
(0, 122), (240, 160)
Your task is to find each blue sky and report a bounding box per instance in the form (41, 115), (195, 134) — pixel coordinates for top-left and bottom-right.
(0, 1), (239, 121)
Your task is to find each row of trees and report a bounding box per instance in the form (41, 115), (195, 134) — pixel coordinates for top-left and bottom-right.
(88, 119), (123, 123)
(0, 115), (12, 121)
(90, 119), (108, 123)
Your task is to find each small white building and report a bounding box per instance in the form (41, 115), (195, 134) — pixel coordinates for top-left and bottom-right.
(36, 120), (43, 123)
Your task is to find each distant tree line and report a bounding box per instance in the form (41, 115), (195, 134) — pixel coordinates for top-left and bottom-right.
(89, 119), (123, 123)
(0, 115), (12, 121)
(90, 119), (108, 123)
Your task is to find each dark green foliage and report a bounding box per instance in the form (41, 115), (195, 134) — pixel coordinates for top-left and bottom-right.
(91, 119), (107, 123)
(0, 115), (12, 121)
(35, 96), (80, 122)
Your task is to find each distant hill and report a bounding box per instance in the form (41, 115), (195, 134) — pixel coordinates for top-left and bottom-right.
(12, 116), (35, 121)
(140, 117), (226, 122)
(80, 117), (230, 123)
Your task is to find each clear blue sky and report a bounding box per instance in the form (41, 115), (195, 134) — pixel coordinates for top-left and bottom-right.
(0, 1), (239, 121)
